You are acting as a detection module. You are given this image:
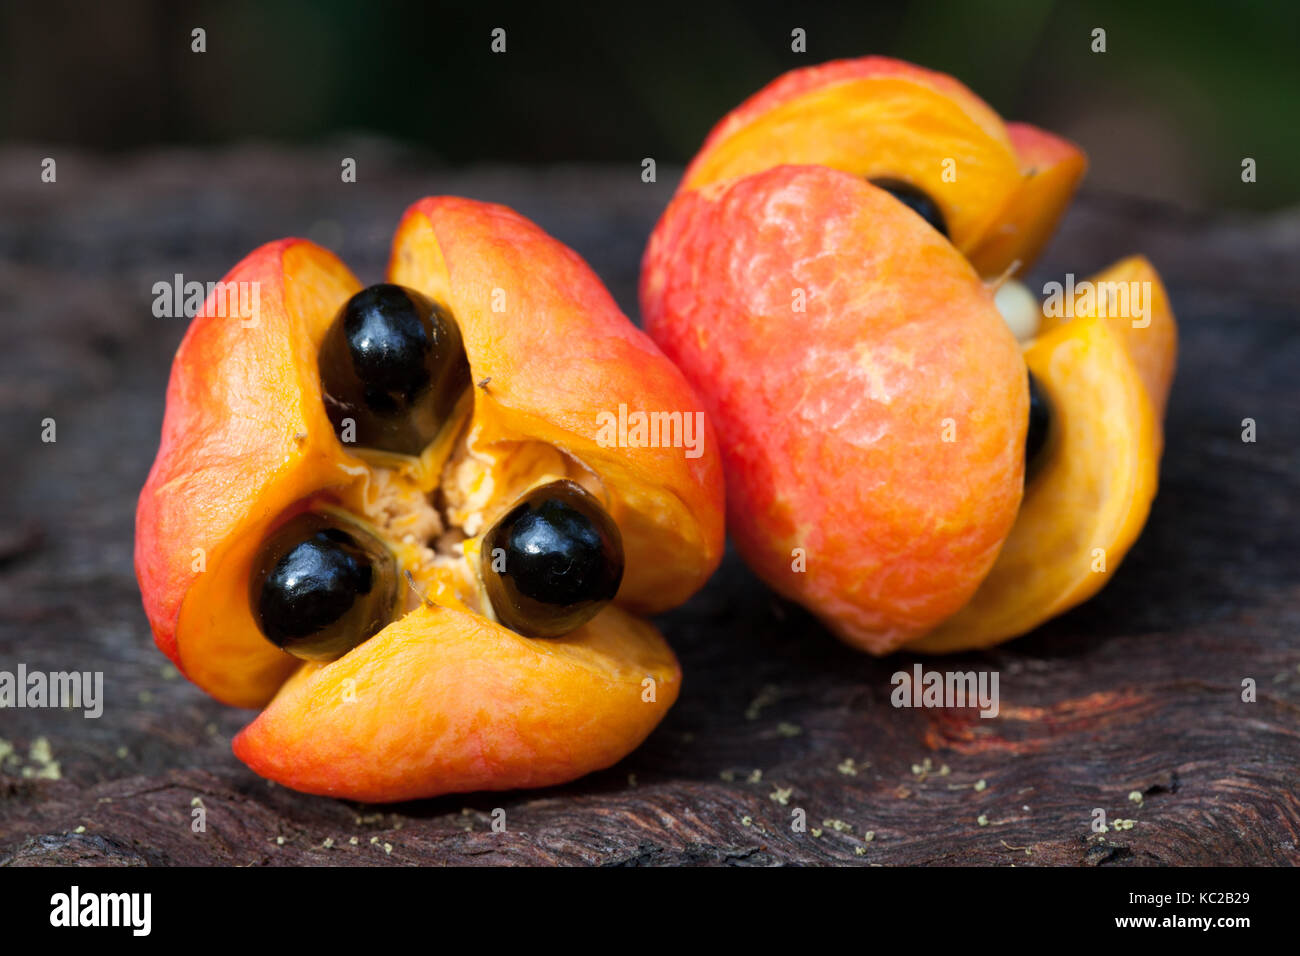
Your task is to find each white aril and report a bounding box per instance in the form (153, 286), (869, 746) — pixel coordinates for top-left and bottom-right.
(994, 278), (1043, 343)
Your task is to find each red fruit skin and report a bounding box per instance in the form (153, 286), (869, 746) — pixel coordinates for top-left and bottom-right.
(135, 239), (314, 676)
(641, 165), (1027, 654)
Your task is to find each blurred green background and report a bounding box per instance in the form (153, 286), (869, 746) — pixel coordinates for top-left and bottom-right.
(2, 0), (1296, 210)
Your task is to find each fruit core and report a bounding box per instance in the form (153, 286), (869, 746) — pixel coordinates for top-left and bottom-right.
(249, 283), (625, 662)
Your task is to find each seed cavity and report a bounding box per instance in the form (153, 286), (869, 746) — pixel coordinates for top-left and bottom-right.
(869, 177), (949, 238)
(1025, 370), (1053, 484)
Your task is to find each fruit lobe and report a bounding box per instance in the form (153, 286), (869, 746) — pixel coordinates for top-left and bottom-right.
(642, 164), (1027, 654)
(679, 57), (1018, 263)
(680, 57), (1085, 277)
(136, 238), (360, 707)
(967, 123), (1088, 277)
(1040, 254), (1177, 421)
(233, 602), (678, 802)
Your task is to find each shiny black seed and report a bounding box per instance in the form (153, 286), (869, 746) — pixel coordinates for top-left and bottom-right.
(318, 283), (471, 456)
(868, 178), (949, 238)
(251, 511), (398, 661)
(481, 480), (624, 639)
(1025, 369), (1053, 483)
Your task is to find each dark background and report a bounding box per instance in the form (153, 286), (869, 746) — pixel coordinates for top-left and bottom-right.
(3, 0), (1298, 211)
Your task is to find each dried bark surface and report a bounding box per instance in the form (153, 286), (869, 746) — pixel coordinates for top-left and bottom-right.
(1, 147), (1297, 866)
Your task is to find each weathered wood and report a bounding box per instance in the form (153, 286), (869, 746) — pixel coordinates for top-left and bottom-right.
(1, 147), (1297, 866)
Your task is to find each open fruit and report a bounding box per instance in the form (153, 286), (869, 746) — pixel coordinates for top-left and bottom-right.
(642, 56), (1176, 655)
(135, 197), (725, 800)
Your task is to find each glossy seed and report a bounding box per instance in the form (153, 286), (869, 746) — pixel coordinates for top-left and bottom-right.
(1025, 369), (1053, 483)
(251, 511), (398, 661)
(318, 283), (471, 456)
(480, 480), (624, 639)
(869, 178), (949, 238)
